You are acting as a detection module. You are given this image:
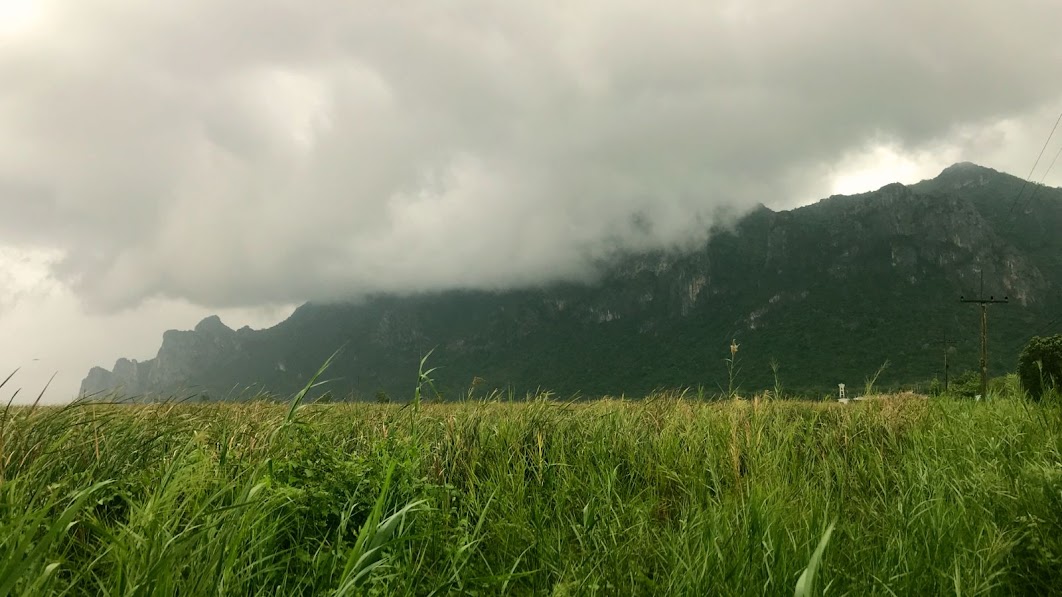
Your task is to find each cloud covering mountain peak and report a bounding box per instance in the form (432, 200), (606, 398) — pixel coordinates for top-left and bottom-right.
(1, 0), (1061, 312)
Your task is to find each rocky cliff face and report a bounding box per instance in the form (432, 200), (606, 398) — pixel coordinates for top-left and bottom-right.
(81, 164), (1062, 400)
(80, 315), (247, 397)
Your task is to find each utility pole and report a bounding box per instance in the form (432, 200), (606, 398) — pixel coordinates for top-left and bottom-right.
(959, 270), (1008, 399)
(942, 328), (950, 392)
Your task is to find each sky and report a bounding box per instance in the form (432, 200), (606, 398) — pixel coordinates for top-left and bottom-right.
(2, 0), (1062, 402)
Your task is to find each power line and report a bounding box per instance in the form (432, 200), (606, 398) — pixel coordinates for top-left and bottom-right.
(1008, 132), (1062, 225)
(1009, 315), (1061, 351)
(1041, 140), (1062, 184)
(1010, 315), (1062, 358)
(1029, 138), (1062, 202)
(1003, 109), (1062, 229)
(1032, 314), (1062, 338)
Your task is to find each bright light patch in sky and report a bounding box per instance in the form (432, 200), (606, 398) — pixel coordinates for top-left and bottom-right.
(0, 0), (42, 36)
(828, 144), (960, 196)
(0, 246), (62, 307)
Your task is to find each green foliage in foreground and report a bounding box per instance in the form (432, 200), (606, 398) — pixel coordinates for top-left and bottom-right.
(1019, 334), (1062, 401)
(0, 394), (1060, 595)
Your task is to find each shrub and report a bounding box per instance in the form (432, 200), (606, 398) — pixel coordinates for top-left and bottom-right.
(949, 370), (981, 398)
(1018, 334), (1062, 401)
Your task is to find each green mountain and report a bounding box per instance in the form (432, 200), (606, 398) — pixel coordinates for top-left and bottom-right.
(81, 163), (1062, 400)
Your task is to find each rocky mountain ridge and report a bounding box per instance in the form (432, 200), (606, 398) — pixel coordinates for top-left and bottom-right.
(81, 163), (1062, 399)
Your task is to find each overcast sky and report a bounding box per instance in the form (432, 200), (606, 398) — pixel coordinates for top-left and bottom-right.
(2, 0), (1062, 401)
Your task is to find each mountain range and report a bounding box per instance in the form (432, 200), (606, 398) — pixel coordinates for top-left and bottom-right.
(80, 163), (1062, 400)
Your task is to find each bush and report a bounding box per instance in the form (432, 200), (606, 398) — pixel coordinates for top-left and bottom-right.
(949, 370), (981, 398)
(925, 377), (943, 396)
(1018, 335), (1062, 401)
(989, 373), (1020, 398)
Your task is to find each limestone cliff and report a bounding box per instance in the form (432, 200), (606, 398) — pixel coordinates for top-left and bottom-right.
(79, 315), (247, 397)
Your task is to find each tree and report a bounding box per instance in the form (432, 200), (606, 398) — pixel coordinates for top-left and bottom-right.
(1018, 334), (1062, 401)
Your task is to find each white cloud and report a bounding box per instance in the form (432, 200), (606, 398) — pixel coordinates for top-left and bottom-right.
(0, 247), (294, 402)
(0, 0), (1059, 310)
(1, 1), (1061, 399)
(821, 106), (1062, 199)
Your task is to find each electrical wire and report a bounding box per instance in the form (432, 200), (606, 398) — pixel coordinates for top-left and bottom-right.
(1003, 109), (1062, 230)
(1034, 314), (1062, 337)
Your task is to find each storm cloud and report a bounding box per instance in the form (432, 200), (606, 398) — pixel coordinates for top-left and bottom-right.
(2, 0), (1062, 311)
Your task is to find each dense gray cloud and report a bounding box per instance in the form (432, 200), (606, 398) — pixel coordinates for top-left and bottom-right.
(2, 0), (1062, 311)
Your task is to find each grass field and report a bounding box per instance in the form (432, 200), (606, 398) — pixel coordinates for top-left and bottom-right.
(1, 391), (1060, 595)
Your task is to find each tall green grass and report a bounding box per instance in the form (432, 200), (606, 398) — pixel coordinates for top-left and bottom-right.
(0, 393), (1059, 595)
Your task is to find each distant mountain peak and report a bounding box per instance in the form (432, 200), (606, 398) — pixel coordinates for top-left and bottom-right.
(876, 181), (908, 193)
(194, 315), (232, 335)
(942, 161), (986, 172)
(909, 162), (1007, 194)
(936, 162), (1000, 180)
